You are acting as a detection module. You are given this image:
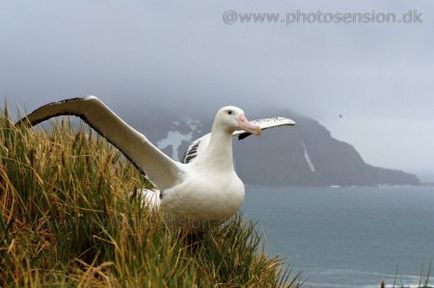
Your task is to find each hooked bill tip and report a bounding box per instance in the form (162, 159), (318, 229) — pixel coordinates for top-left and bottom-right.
(255, 126), (262, 136)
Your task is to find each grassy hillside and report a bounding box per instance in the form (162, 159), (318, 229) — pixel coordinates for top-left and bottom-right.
(0, 110), (300, 287)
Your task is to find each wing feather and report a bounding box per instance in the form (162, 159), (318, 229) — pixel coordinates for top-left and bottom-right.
(16, 96), (184, 190)
(182, 134), (210, 164)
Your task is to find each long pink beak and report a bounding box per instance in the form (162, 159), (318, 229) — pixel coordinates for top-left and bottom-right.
(237, 114), (261, 136)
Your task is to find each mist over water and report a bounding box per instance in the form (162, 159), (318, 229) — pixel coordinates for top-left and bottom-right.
(1, 1), (433, 178)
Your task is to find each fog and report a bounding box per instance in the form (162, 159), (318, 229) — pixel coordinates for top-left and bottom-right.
(1, 0), (433, 180)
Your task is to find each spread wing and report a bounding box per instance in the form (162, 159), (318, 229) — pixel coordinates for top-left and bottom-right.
(16, 96), (185, 190)
(182, 116), (295, 164)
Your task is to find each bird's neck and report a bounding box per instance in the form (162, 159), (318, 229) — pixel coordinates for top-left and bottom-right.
(202, 125), (234, 171)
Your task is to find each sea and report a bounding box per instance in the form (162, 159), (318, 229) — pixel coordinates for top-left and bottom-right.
(242, 185), (434, 288)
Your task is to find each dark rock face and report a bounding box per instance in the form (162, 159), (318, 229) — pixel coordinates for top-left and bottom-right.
(126, 107), (420, 186)
(234, 115), (419, 186)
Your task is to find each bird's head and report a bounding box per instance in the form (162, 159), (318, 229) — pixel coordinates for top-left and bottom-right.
(214, 106), (261, 136)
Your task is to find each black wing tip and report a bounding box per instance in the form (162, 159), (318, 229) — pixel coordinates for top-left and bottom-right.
(238, 133), (252, 141)
(15, 112), (78, 128)
(14, 96), (98, 127)
(37, 96), (91, 107)
(52, 95), (97, 104)
(15, 117), (31, 128)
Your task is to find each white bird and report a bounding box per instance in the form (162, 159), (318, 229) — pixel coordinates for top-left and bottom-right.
(17, 96), (295, 231)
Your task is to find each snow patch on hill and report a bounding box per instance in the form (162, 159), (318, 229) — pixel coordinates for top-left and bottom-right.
(156, 117), (202, 160)
(302, 140), (316, 172)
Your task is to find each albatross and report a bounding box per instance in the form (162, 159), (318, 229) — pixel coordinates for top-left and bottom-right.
(16, 96), (295, 230)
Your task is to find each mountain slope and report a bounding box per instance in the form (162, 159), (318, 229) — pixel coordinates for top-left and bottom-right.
(234, 115), (419, 186)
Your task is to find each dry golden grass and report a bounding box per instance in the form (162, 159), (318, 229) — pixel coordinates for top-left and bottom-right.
(0, 111), (300, 287)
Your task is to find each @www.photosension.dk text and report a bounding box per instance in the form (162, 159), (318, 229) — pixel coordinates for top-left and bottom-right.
(222, 9), (423, 25)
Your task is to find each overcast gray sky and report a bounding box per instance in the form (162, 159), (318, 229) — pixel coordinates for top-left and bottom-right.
(1, 0), (433, 180)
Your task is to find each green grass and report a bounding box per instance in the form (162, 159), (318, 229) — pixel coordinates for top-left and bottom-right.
(0, 110), (300, 287)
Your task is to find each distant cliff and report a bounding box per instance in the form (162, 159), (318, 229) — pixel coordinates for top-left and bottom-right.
(128, 107), (420, 186)
(233, 113), (420, 186)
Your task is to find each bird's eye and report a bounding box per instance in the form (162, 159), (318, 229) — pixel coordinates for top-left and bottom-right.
(227, 110), (233, 115)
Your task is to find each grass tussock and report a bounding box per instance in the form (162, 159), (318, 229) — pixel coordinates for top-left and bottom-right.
(0, 110), (300, 287)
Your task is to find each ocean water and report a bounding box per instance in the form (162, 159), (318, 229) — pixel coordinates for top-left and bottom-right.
(242, 186), (434, 288)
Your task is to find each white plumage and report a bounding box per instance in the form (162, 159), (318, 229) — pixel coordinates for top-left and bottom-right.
(17, 96), (295, 230)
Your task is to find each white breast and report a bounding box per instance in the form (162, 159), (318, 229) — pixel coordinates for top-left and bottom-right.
(160, 168), (245, 228)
